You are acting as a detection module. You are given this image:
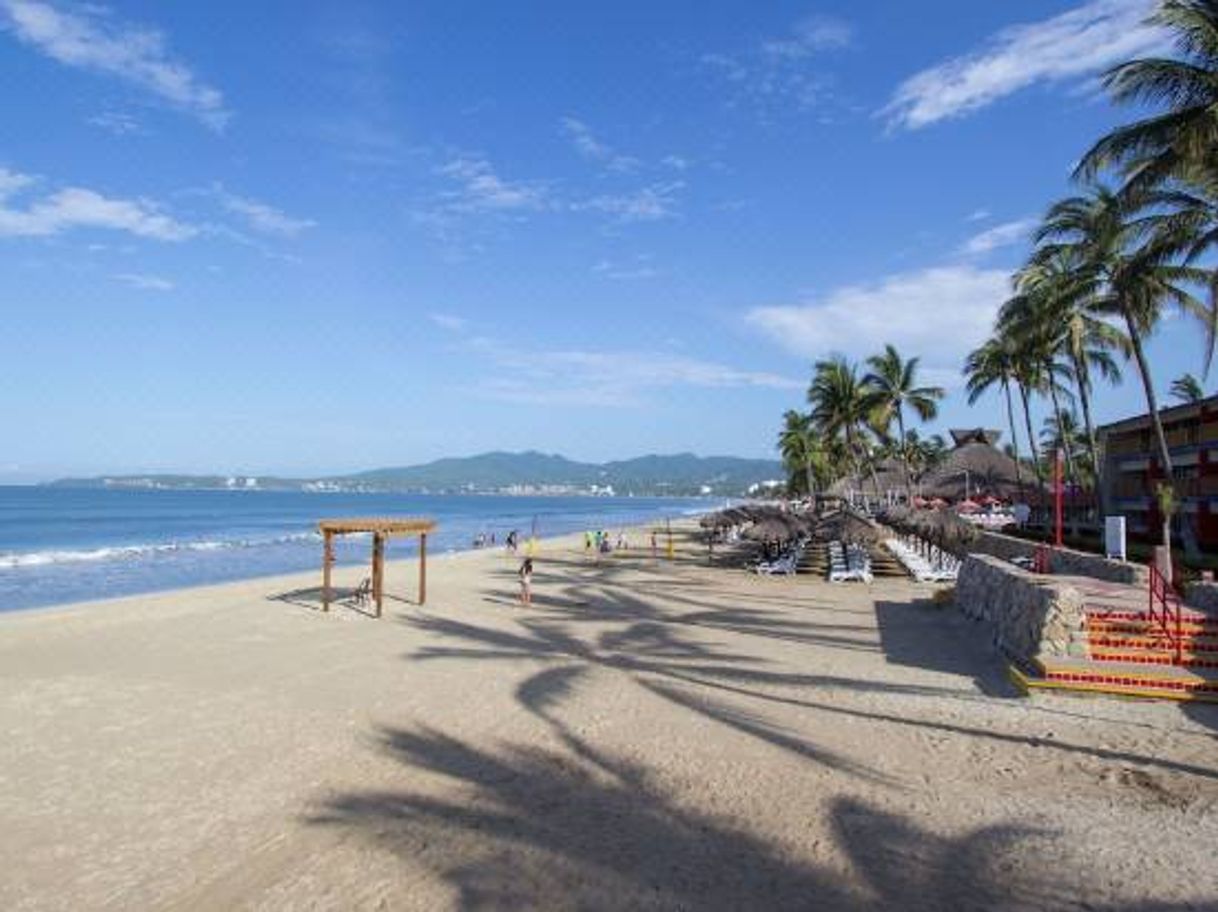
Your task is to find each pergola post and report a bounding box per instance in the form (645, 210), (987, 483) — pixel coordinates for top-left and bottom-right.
(322, 530), (334, 612)
(372, 532), (385, 617)
(418, 533), (427, 605)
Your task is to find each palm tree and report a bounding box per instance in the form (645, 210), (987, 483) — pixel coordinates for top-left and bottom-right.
(1171, 372), (1205, 402)
(996, 291), (1081, 490)
(898, 429), (948, 481)
(1040, 410), (1092, 486)
(777, 410), (825, 495)
(1037, 183), (1214, 552)
(808, 357), (880, 496)
(1009, 251), (1126, 499)
(964, 336), (1026, 498)
(862, 344), (945, 501)
(1077, 0), (1218, 190)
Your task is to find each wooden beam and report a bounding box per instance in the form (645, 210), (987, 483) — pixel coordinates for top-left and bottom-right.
(419, 533), (427, 605)
(322, 530), (333, 612)
(372, 532), (384, 617)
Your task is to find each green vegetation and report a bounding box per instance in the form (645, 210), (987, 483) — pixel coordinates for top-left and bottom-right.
(777, 346), (944, 496)
(962, 0), (1218, 568)
(48, 451), (785, 497)
(1171, 372), (1206, 403)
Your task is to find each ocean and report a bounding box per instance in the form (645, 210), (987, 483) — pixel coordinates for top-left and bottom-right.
(0, 487), (714, 613)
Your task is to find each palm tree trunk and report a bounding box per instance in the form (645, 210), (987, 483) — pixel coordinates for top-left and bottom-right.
(1003, 379), (1024, 499)
(804, 456), (816, 499)
(1070, 356), (1102, 517)
(1124, 314), (1174, 556)
(1046, 377), (1078, 490)
(1018, 381), (1044, 502)
(896, 406), (913, 503)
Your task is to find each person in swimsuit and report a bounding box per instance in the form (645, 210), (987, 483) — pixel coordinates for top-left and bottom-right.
(518, 557), (534, 606)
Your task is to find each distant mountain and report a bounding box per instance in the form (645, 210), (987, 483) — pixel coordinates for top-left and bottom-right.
(340, 451), (602, 489)
(46, 451), (783, 497)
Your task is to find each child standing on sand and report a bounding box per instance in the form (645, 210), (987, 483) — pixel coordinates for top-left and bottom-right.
(518, 557), (533, 606)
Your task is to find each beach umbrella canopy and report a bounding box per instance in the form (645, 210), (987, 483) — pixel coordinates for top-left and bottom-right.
(743, 517), (796, 541)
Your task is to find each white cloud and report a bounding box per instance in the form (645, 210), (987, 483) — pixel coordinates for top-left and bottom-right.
(759, 15), (853, 58)
(592, 258), (657, 281)
(437, 157), (547, 213)
(960, 217), (1036, 256)
(87, 110), (142, 135)
(429, 312), (468, 332)
(965, 208), (991, 222)
(575, 182), (683, 223)
(882, 0), (1164, 130)
(0, 166), (196, 240)
(460, 336), (800, 407)
(210, 186), (315, 237)
(747, 265), (1011, 384)
(560, 117), (639, 172)
(0, 0), (228, 128)
(112, 272), (173, 291)
(702, 14), (853, 120)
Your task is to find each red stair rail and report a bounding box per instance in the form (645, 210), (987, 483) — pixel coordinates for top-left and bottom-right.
(1033, 543), (1052, 574)
(1147, 563), (1184, 664)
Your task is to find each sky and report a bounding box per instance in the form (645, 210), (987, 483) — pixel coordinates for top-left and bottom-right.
(0, 0), (1212, 481)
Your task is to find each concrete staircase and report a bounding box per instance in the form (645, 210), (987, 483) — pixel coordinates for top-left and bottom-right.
(798, 542), (828, 577)
(1013, 606), (1218, 702)
(868, 544), (908, 580)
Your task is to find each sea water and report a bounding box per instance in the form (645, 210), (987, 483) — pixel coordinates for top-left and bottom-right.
(0, 488), (713, 612)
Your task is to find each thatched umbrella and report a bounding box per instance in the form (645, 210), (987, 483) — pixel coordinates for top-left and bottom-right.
(743, 517), (796, 541)
(918, 508), (978, 554)
(842, 512), (882, 545)
(919, 429), (1025, 501)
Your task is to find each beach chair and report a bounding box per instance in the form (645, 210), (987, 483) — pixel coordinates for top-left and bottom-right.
(352, 577), (372, 606)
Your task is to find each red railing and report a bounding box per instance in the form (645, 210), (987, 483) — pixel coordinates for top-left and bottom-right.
(1148, 563), (1184, 664)
(1033, 543), (1052, 575)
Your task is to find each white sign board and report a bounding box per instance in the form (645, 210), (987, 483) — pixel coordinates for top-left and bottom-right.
(1104, 516), (1127, 561)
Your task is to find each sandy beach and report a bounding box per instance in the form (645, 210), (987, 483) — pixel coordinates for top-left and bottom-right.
(2, 524), (1217, 911)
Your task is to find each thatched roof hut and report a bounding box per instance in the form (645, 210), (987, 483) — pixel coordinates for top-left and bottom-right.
(826, 458), (906, 499)
(918, 428), (1023, 501)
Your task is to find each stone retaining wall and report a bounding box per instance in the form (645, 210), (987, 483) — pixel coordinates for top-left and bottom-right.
(1185, 581), (1218, 614)
(953, 554), (1087, 663)
(969, 530), (1146, 586)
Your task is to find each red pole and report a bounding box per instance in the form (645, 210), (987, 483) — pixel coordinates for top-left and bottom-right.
(1054, 448), (1064, 548)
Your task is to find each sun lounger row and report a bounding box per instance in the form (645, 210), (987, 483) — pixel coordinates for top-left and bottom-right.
(883, 537), (960, 583)
(828, 541), (872, 583)
(753, 543), (804, 576)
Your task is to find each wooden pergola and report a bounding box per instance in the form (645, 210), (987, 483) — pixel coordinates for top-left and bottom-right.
(318, 517), (436, 616)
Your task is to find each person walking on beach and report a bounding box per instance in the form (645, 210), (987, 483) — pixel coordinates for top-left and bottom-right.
(584, 531), (593, 556)
(506, 530), (518, 554)
(650, 530), (658, 558)
(518, 557), (533, 606)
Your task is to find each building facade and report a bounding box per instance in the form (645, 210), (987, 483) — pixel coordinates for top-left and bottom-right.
(1097, 394), (1218, 547)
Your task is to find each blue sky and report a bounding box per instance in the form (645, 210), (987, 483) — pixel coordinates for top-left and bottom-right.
(0, 0), (1211, 480)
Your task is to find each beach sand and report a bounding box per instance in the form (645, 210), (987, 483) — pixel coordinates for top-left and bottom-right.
(2, 525), (1217, 910)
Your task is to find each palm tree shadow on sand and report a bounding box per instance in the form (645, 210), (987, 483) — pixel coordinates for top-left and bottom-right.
(309, 724), (1202, 911)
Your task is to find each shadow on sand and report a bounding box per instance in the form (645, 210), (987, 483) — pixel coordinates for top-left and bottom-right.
(307, 550), (1218, 908)
(311, 723), (1207, 911)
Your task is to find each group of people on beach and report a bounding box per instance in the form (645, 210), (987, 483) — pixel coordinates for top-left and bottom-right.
(584, 529), (627, 556)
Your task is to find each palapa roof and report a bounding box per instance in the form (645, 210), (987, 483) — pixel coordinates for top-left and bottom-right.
(826, 458), (906, 497)
(919, 433), (1023, 501)
(318, 517), (436, 536)
(948, 428), (1002, 447)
